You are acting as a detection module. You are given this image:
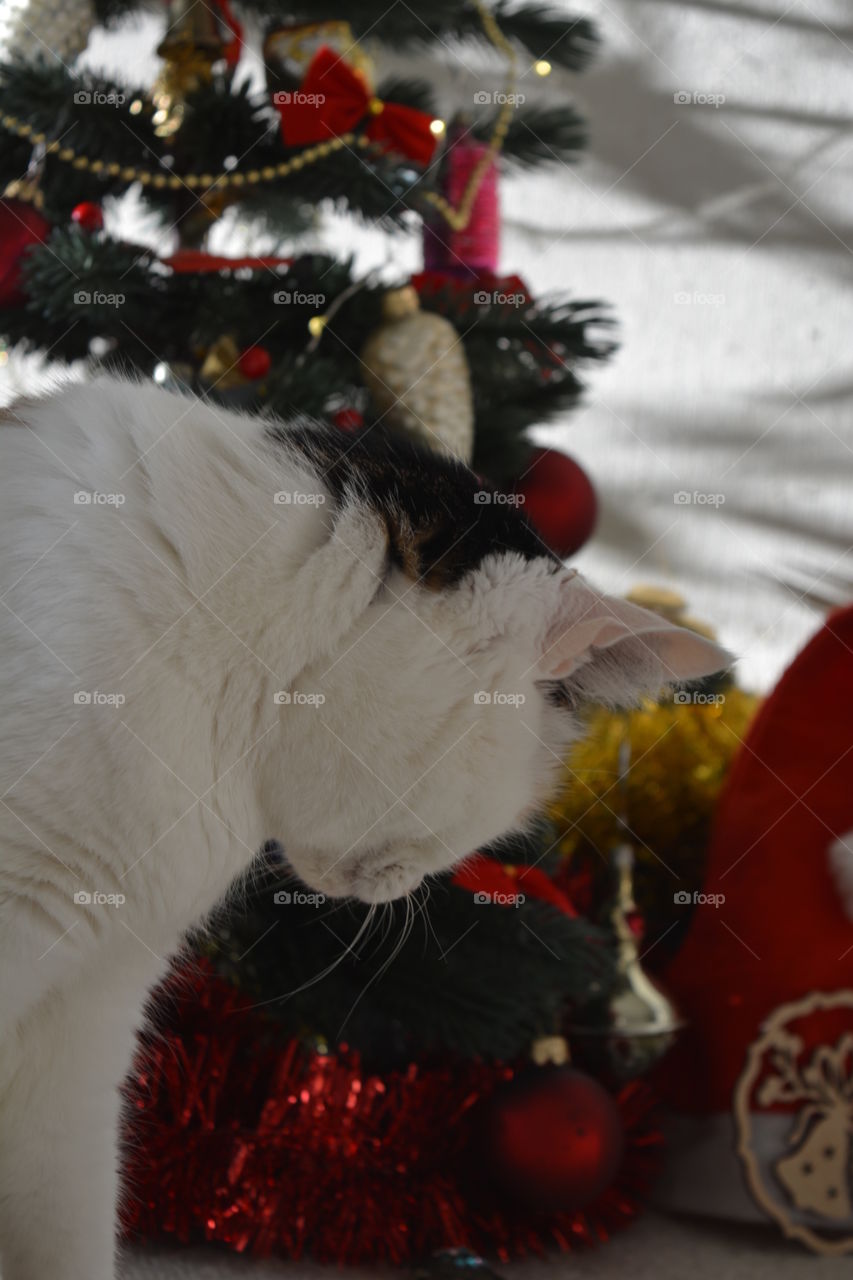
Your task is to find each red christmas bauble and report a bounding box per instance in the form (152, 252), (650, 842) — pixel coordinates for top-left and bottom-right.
(479, 1066), (624, 1212)
(0, 199), (51, 305)
(515, 447), (597, 558)
(332, 406), (364, 432)
(238, 345), (272, 380)
(71, 201), (104, 232)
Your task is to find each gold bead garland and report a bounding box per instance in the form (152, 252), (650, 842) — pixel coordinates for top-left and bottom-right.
(1, 0), (521, 230)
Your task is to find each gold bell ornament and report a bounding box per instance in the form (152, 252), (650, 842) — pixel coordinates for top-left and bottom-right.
(360, 286), (475, 463)
(151, 0), (235, 140)
(568, 741), (684, 1081)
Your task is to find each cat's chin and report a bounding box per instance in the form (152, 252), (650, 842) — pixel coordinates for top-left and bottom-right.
(349, 861), (424, 904)
(287, 850), (425, 905)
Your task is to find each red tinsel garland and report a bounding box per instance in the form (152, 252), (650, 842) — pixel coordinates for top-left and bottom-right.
(121, 961), (662, 1265)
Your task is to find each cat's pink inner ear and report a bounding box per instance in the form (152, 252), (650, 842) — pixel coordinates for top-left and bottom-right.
(538, 585), (730, 684)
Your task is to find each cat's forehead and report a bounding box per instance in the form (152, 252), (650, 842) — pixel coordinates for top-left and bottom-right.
(271, 421), (561, 588)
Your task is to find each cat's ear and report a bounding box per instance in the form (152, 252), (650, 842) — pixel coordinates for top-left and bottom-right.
(537, 574), (730, 704)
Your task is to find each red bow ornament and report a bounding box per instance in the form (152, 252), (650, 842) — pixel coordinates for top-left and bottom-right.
(276, 45), (438, 167)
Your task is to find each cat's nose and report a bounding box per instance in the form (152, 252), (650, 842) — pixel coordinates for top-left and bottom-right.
(348, 856), (422, 903)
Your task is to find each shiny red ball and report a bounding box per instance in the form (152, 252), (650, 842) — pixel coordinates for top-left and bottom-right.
(71, 201), (104, 232)
(332, 406), (364, 432)
(480, 1067), (624, 1213)
(0, 199), (52, 305)
(515, 447), (598, 557)
(238, 345), (272, 379)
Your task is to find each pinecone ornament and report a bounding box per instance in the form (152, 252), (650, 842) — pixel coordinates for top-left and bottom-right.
(360, 286), (474, 463)
(0, 0), (95, 61)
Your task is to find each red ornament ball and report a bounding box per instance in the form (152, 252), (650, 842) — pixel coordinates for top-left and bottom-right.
(478, 1066), (624, 1213)
(238, 344), (272, 380)
(332, 406), (364, 432)
(70, 201), (104, 232)
(515, 447), (598, 558)
(0, 198), (51, 305)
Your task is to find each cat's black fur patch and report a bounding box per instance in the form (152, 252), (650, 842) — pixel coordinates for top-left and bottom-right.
(269, 421), (562, 588)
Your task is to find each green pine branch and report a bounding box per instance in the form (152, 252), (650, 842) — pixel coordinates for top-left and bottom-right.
(204, 845), (615, 1064)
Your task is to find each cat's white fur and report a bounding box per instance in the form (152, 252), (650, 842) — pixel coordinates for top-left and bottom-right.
(0, 379), (727, 1278)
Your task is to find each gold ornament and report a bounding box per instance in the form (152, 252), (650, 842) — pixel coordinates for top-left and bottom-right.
(569, 835), (684, 1081)
(549, 615), (759, 940)
(360, 286), (474, 462)
(734, 990), (853, 1255)
(151, 0), (231, 139)
(264, 20), (373, 88)
(199, 336), (246, 389)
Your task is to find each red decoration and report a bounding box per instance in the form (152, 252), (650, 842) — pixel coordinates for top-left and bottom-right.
(423, 129), (500, 276)
(237, 345), (272, 380)
(478, 1066), (625, 1213)
(213, 0), (243, 68)
(70, 201), (104, 232)
(658, 604), (853, 1116)
(514, 447), (598, 558)
(121, 961), (662, 1264)
(332, 406), (364, 432)
(277, 46), (438, 167)
(0, 198), (51, 305)
(166, 250), (292, 273)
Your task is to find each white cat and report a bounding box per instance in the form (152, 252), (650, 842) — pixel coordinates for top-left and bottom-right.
(0, 378), (727, 1278)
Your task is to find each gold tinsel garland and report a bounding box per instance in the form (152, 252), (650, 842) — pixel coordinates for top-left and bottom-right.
(549, 688), (760, 945)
